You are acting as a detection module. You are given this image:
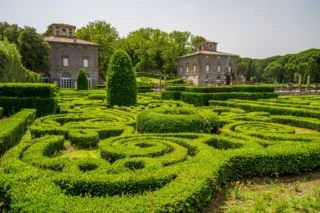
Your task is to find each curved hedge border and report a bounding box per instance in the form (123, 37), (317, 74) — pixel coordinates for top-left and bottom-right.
(1, 93), (320, 212)
(0, 108), (36, 155)
(136, 107), (220, 133)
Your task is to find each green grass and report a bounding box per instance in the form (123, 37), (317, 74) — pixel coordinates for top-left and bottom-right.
(206, 169), (320, 213)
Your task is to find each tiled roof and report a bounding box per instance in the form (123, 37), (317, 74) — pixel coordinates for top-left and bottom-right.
(44, 36), (99, 46)
(178, 51), (239, 58)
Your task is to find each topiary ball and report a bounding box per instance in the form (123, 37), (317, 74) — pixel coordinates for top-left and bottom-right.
(136, 107), (220, 134)
(106, 50), (137, 106)
(76, 69), (88, 90)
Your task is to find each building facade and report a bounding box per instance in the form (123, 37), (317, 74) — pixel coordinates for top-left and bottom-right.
(43, 23), (99, 88)
(177, 41), (239, 86)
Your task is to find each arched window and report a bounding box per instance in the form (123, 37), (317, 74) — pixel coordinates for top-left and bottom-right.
(87, 73), (92, 89)
(60, 73), (72, 88)
(62, 28), (67, 36)
(41, 73), (50, 83)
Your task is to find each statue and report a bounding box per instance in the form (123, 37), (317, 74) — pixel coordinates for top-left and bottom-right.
(224, 58), (234, 85)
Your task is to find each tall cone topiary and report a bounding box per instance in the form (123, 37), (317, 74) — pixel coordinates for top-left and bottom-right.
(106, 50), (137, 106)
(76, 69), (88, 90)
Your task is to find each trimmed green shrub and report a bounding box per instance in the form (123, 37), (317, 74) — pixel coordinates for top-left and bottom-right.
(182, 92), (278, 106)
(0, 97), (57, 116)
(136, 107), (220, 133)
(165, 86), (186, 91)
(161, 91), (182, 100)
(0, 108), (36, 155)
(76, 69), (88, 90)
(0, 83), (57, 98)
(87, 94), (106, 100)
(107, 50), (137, 106)
(136, 72), (177, 80)
(68, 129), (99, 148)
(167, 78), (186, 84)
(184, 85), (274, 93)
(138, 86), (153, 93)
(95, 85), (106, 89)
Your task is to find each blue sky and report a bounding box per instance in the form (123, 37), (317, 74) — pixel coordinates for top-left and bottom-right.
(0, 0), (319, 58)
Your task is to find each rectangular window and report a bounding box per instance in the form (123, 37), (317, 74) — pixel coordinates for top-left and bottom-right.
(193, 65), (197, 72)
(218, 65), (221, 73)
(186, 66), (189, 74)
(179, 67), (182, 75)
(206, 65), (209, 74)
(63, 58), (69, 67)
(83, 59), (89, 67)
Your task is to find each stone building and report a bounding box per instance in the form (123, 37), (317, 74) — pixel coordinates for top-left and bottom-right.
(177, 41), (239, 86)
(43, 23), (99, 88)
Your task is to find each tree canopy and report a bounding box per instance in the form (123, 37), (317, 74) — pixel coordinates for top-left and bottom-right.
(76, 21), (120, 76)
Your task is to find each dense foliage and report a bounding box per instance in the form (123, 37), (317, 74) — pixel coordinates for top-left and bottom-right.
(239, 49), (320, 84)
(0, 22), (51, 74)
(76, 21), (120, 76)
(0, 40), (40, 83)
(76, 69), (89, 90)
(106, 50), (137, 106)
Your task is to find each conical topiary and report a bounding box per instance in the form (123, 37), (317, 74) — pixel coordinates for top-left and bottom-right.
(76, 69), (88, 90)
(106, 50), (137, 106)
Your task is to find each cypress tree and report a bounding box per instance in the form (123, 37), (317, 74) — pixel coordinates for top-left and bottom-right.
(106, 50), (137, 106)
(76, 69), (88, 90)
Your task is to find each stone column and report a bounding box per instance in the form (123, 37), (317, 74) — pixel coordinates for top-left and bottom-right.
(274, 80), (277, 87)
(306, 75), (310, 89)
(159, 77), (162, 92)
(230, 76), (233, 85)
(298, 75), (302, 87)
(164, 76), (166, 88)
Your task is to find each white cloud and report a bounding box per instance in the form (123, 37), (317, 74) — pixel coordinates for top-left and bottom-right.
(245, 7), (255, 13)
(185, 4), (195, 9)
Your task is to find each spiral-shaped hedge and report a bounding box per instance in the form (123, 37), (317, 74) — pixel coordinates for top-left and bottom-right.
(136, 107), (220, 133)
(1, 94), (320, 212)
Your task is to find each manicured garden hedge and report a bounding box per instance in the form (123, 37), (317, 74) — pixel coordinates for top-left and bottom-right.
(161, 91), (182, 100)
(138, 86), (153, 93)
(0, 97), (57, 116)
(182, 92), (278, 106)
(136, 72), (177, 80)
(184, 85), (274, 93)
(0, 83), (57, 98)
(0, 108), (36, 155)
(136, 107), (220, 133)
(1, 90), (320, 212)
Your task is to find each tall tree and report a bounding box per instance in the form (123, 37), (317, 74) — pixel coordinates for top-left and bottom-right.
(18, 26), (51, 73)
(189, 35), (206, 52)
(76, 21), (119, 75)
(169, 31), (191, 56)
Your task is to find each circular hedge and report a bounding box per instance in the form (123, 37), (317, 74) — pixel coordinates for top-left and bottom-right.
(106, 50), (137, 106)
(136, 107), (220, 133)
(68, 129), (99, 148)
